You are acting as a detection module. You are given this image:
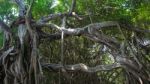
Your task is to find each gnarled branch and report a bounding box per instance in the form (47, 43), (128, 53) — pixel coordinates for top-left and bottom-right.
(42, 63), (121, 73)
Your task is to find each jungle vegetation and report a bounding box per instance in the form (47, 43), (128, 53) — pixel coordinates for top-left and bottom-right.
(0, 0), (150, 84)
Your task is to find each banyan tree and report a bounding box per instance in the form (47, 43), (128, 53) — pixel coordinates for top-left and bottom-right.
(0, 0), (150, 84)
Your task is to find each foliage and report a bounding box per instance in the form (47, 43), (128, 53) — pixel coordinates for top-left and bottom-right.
(0, 0), (150, 84)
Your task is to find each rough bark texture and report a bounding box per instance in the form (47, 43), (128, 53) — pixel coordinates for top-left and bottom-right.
(0, 0), (150, 84)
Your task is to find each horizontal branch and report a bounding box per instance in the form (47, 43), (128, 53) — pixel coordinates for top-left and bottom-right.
(35, 21), (149, 49)
(35, 21), (120, 49)
(36, 21), (150, 34)
(42, 63), (121, 73)
(62, 21), (118, 34)
(37, 0), (81, 23)
(35, 21), (119, 35)
(120, 23), (150, 33)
